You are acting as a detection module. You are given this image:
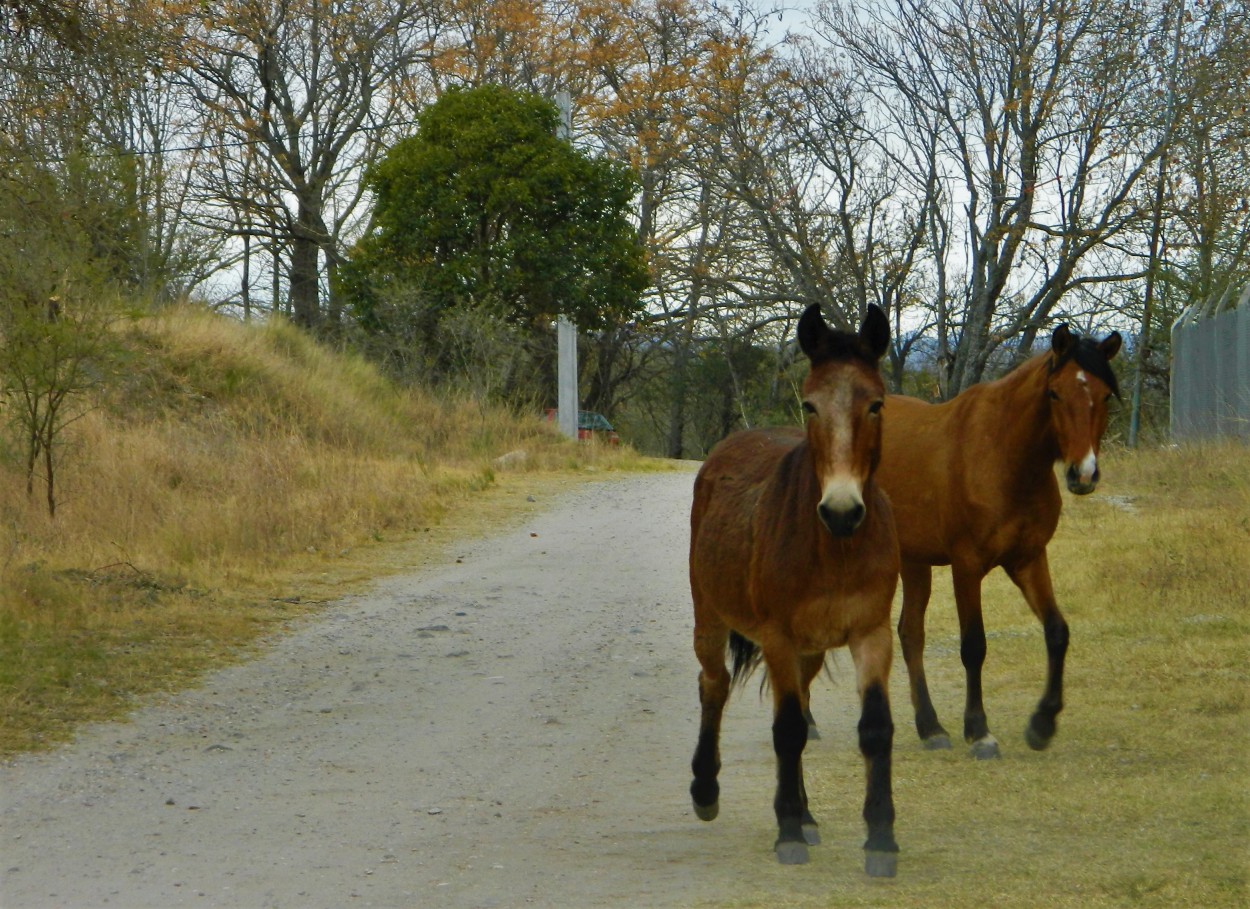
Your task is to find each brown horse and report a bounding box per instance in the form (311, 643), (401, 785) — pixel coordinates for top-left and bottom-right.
(876, 324), (1121, 759)
(688, 304), (900, 874)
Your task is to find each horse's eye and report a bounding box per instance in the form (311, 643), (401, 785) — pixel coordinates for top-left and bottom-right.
(868, 400), (884, 415)
(801, 401), (816, 416)
(1048, 390), (1060, 401)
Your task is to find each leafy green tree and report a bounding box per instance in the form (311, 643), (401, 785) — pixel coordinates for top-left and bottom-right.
(343, 85), (648, 359)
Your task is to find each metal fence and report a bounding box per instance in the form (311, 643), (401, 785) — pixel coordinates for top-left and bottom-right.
(1171, 283), (1250, 442)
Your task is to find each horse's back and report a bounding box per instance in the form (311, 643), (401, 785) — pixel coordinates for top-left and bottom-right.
(699, 426), (804, 476)
(693, 427), (803, 521)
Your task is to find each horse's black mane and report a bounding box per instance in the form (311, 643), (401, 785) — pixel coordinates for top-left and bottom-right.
(806, 329), (878, 366)
(1051, 335), (1121, 399)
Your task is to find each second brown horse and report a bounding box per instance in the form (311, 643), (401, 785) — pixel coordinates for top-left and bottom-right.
(689, 304), (900, 874)
(878, 324), (1122, 758)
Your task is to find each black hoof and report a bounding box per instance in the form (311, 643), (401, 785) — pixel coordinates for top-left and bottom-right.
(865, 850), (898, 878)
(690, 777), (719, 820)
(693, 801), (719, 822)
(1026, 713), (1056, 751)
(1025, 725), (1052, 751)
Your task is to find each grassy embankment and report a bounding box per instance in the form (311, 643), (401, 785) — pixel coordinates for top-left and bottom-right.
(0, 305), (652, 756)
(728, 442), (1249, 909)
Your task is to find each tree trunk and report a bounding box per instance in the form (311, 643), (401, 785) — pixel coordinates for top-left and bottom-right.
(44, 435), (56, 519)
(289, 230), (320, 329)
(666, 308), (698, 459)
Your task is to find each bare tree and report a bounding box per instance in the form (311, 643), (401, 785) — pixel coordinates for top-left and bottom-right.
(729, 30), (942, 388)
(577, 0), (743, 455)
(168, 0), (436, 329)
(1162, 0), (1250, 304)
(1, 1), (216, 297)
(818, 0), (1169, 395)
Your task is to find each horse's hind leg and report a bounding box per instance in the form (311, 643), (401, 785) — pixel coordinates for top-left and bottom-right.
(1006, 552), (1068, 751)
(799, 652), (825, 740)
(850, 624), (898, 877)
(952, 563), (998, 759)
(897, 562), (951, 749)
(690, 618), (730, 821)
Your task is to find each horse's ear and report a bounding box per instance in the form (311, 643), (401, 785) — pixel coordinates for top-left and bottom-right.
(797, 304), (830, 360)
(1100, 331), (1122, 362)
(1051, 323), (1074, 357)
(859, 304), (890, 361)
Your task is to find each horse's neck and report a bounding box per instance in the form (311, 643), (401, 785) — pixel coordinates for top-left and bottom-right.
(773, 442), (837, 548)
(777, 441), (822, 526)
(981, 357), (1059, 482)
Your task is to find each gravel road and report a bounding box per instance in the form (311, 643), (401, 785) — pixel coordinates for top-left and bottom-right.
(1, 469), (874, 909)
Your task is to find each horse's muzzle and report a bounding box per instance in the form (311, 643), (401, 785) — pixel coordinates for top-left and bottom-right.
(1065, 463), (1100, 495)
(819, 501), (865, 537)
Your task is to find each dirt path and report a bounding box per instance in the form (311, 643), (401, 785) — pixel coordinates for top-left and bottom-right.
(1, 470), (877, 909)
(4, 472), (895, 905)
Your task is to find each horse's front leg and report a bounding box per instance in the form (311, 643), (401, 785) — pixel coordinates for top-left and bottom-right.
(764, 652), (812, 864)
(795, 652), (825, 845)
(952, 562), (998, 759)
(849, 623), (898, 877)
(1006, 551), (1068, 751)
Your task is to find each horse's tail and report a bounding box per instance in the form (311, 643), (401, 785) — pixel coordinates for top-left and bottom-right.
(729, 631), (763, 688)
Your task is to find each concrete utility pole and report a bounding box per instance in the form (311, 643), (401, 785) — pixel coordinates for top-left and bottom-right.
(555, 90), (579, 441)
(558, 315), (578, 439)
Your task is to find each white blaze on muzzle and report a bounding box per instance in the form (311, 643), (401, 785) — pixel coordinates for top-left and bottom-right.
(818, 478), (866, 535)
(1077, 449), (1097, 485)
(819, 405), (866, 533)
(810, 381), (868, 535)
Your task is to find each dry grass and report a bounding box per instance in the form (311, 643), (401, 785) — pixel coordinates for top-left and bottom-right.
(3, 312), (1245, 905)
(719, 442), (1249, 908)
(0, 305), (656, 755)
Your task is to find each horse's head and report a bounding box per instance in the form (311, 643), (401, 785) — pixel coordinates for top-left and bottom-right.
(797, 303), (890, 537)
(1046, 324), (1122, 495)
